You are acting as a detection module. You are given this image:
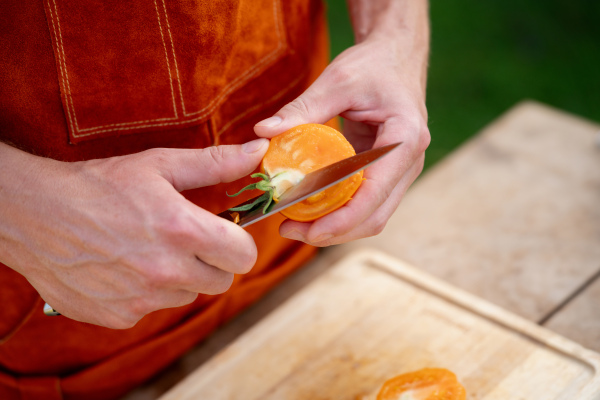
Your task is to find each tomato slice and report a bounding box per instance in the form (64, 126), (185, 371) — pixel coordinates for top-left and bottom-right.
(261, 123), (362, 222)
(227, 124), (362, 222)
(376, 368), (466, 400)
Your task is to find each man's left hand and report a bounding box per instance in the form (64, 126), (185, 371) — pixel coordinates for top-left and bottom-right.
(254, 37), (430, 246)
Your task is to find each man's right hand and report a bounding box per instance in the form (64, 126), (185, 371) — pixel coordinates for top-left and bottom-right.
(0, 139), (269, 329)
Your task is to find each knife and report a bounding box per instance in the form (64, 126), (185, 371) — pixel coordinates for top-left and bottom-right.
(217, 142), (402, 228)
(43, 143), (401, 316)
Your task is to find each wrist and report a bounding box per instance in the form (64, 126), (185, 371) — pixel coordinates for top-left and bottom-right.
(0, 144), (66, 275)
(348, 0), (429, 42)
(348, 0), (430, 97)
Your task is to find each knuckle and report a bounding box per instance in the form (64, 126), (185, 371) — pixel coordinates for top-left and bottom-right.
(128, 296), (154, 317)
(103, 320), (128, 330)
(235, 242), (257, 274)
(145, 264), (181, 288)
(419, 126), (431, 153)
(375, 181), (394, 206)
(371, 223), (386, 237)
(199, 146), (227, 179)
(156, 210), (196, 241)
(369, 214), (388, 237)
(415, 155), (426, 177)
(285, 97), (312, 117)
(145, 148), (172, 169)
(206, 272), (234, 295)
(328, 64), (355, 86)
(309, 238), (334, 248)
(176, 292), (198, 307)
(104, 314), (140, 330)
(204, 145), (226, 167)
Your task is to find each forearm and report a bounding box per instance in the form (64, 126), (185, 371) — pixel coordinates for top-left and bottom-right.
(346, 0), (430, 94)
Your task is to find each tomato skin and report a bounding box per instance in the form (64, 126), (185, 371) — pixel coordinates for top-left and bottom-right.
(278, 171), (363, 221)
(261, 124), (362, 222)
(376, 368), (466, 400)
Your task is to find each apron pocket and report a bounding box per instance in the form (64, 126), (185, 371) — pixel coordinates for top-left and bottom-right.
(43, 0), (287, 144)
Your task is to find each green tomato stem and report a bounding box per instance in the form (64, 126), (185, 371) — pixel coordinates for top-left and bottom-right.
(227, 173), (276, 214)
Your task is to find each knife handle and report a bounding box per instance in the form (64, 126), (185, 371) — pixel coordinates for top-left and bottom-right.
(216, 209), (243, 225)
(43, 303), (61, 316)
(216, 194), (265, 226)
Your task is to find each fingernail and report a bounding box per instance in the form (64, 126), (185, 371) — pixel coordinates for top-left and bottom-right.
(256, 116), (282, 128)
(242, 138), (268, 153)
(311, 233), (333, 243)
(281, 229), (305, 241)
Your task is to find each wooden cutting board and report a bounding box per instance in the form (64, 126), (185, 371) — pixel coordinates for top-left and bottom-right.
(159, 249), (600, 400)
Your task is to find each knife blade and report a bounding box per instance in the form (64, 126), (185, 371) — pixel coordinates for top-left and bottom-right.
(217, 142), (402, 228)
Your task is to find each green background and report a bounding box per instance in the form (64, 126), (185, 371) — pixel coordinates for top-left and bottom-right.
(325, 0), (600, 170)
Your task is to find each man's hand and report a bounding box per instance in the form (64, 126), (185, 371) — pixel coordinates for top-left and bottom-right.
(254, 0), (430, 246)
(0, 139), (269, 328)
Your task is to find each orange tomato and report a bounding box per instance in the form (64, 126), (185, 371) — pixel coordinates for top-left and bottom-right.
(376, 368), (466, 400)
(228, 124), (362, 222)
(263, 123), (362, 221)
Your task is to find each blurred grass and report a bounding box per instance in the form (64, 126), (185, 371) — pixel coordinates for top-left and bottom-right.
(325, 0), (600, 170)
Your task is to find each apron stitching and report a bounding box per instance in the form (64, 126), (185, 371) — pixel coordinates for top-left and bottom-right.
(52, 0), (84, 134)
(69, 0), (180, 134)
(175, 0), (286, 118)
(0, 297), (43, 346)
(71, 30), (289, 137)
(52, 0), (287, 137)
(50, 0), (179, 137)
(152, 0), (179, 120)
(217, 72), (306, 137)
(46, 0), (75, 138)
(52, 0), (89, 135)
(160, 0), (186, 115)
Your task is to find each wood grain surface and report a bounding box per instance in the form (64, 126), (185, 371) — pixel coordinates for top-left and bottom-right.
(545, 277), (600, 354)
(159, 250), (600, 400)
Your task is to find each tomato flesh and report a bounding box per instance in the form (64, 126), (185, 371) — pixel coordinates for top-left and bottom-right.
(261, 124), (362, 222)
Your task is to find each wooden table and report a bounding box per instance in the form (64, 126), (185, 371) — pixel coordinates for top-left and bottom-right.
(123, 101), (600, 399)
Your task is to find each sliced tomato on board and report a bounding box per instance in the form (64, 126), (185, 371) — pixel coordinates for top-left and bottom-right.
(376, 368), (467, 400)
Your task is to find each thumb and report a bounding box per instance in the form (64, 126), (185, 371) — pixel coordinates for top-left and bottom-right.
(254, 78), (346, 138)
(154, 139), (269, 191)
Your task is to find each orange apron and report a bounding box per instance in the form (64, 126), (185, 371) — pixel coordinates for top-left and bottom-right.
(0, 0), (332, 398)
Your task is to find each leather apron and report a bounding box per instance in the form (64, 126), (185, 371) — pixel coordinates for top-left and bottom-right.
(0, 0), (333, 398)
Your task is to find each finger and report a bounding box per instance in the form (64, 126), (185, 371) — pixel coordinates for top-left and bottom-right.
(303, 117), (428, 241)
(313, 155), (425, 246)
(190, 208), (258, 274)
(280, 154), (425, 246)
(340, 119), (378, 153)
(149, 139), (269, 191)
(177, 259), (235, 295)
(281, 157), (423, 246)
(155, 203), (258, 275)
(159, 290), (199, 308)
(97, 290), (199, 329)
(253, 70), (351, 138)
(301, 146), (412, 240)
